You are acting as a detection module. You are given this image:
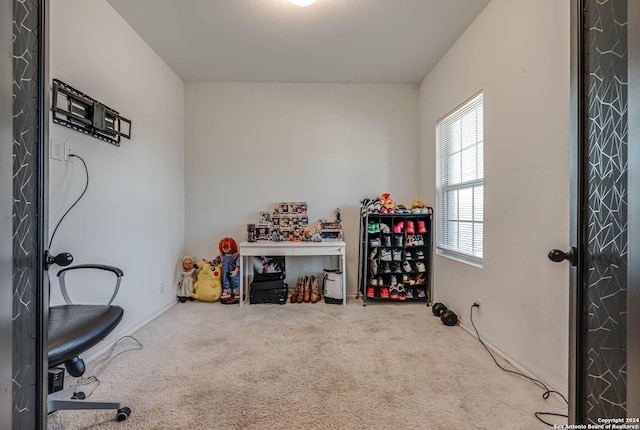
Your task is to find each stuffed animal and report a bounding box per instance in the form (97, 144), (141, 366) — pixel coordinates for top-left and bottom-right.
(212, 237), (240, 304)
(191, 261), (223, 302)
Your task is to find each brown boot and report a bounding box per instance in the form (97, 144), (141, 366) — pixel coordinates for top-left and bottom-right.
(290, 278), (301, 303)
(297, 276), (305, 303)
(303, 276), (311, 303)
(310, 275), (320, 303)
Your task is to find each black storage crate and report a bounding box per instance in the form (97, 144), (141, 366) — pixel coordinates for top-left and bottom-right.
(250, 273), (287, 305)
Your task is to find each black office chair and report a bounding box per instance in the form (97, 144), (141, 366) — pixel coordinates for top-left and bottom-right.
(47, 264), (131, 422)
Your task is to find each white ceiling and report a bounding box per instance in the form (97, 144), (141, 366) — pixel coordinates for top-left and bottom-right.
(106, 0), (490, 84)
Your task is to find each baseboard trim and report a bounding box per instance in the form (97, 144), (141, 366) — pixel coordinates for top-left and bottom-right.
(458, 321), (568, 403)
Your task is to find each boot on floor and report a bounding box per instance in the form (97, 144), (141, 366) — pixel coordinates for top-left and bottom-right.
(310, 275), (320, 303)
(303, 275), (311, 303)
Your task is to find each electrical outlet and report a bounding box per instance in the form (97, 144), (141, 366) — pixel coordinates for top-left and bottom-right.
(474, 300), (482, 317)
(51, 139), (63, 161)
(64, 142), (72, 161)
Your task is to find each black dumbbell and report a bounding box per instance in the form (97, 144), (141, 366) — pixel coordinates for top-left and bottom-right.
(432, 302), (447, 317)
(441, 310), (458, 326)
(431, 302), (458, 326)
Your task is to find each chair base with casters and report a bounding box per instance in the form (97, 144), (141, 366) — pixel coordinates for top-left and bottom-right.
(47, 264), (131, 422)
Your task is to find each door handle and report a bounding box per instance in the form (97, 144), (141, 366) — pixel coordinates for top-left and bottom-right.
(44, 251), (73, 270)
(548, 247), (577, 266)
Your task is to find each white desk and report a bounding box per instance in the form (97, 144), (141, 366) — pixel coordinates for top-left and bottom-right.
(239, 241), (346, 307)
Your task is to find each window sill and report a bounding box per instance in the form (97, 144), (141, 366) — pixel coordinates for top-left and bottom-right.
(436, 248), (483, 268)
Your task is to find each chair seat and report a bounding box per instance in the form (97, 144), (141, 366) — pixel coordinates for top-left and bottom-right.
(48, 305), (124, 367)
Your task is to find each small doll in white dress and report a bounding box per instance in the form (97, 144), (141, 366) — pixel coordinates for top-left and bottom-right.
(176, 256), (198, 303)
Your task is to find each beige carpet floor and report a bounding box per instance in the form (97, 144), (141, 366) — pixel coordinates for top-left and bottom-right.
(48, 298), (567, 430)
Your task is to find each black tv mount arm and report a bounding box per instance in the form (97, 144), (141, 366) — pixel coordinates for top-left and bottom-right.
(51, 79), (132, 146)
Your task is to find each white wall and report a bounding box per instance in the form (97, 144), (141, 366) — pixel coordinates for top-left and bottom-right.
(185, 83), (419, 294)
(419, 0), (570, 391)
(49, 0), (185, 348)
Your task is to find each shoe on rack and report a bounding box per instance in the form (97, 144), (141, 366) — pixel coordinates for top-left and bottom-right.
(415, 273), (426, 285)
(406, 220), (415, 233)
(416, 262), (426, 272)
(368, 221), (377, 234)
(392, 249), (402, 261)
(393, 222), (404, 233)
(417, 288), (426, 298)
(416, 250), (424, 259)
(418, 220), (427, 233)
(397, 284), (406, 301)
(405, 288), (413, 299)
(371, 259), (378, 275)
(380, 287), (390, 299)
(403, 261), (412, 273)
(406, 235), (415, 248)
(370, 238), (381, 248)
(389, 284), (399, 300)
(369, 278), (378, 286)
(380, 248), (392, 261)
(404, 250), (413, 260)
(379, 223), (390, 234)
(382, 234), (392, 247)
(415, 235), (424, 246)
(381, 261), (392, 274)
(390, 275), (398, 287)
(402, 274), (409, 283)
(366, 287), (375, 298)
(392, 262), (402, 273)
(393, 235), (404, 248)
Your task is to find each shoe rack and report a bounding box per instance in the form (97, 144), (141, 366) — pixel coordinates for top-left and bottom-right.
(357, 209), (433, 305)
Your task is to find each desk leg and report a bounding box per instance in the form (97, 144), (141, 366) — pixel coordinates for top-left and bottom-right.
(341, 252), (347, 306)
(239, 255), (244, 307)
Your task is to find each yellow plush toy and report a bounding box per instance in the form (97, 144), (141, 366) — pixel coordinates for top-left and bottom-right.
(191, 261), (223, 302)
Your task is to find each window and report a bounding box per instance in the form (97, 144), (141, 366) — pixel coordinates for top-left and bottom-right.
(436, 93), (483, 266)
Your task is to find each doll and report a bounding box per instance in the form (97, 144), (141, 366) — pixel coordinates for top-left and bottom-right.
(212, 237), (240, 304)
(176, 256), (198, 303)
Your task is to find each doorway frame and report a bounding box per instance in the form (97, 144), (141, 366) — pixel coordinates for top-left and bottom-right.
(628, 0), (640, 419)
(0, 0), (14, 427)
(569, 0), (585, 423)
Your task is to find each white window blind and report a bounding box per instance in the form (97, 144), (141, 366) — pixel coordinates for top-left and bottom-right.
(436, 93), (484, 265)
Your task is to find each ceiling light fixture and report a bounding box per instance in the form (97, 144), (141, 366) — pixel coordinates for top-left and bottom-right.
(290, 0), (316, 7)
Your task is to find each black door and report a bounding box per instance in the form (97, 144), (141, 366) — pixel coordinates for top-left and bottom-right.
(1, 0), (49, 428)
(562, 0), (640, 424)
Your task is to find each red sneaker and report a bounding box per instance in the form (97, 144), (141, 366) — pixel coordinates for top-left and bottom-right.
(418, 220), (427, 233)
(406, 220), (415, 233)
(366, 287), (375, 298)
(380, 287), (390, 299)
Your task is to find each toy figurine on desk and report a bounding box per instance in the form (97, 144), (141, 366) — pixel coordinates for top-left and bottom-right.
(213, 237), (240, 304)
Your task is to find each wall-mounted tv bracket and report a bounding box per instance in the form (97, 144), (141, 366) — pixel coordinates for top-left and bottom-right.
(51, 79), (132, 146)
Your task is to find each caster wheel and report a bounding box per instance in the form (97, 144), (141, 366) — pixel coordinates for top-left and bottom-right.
(71, 391), (85, 400)
(116, 407), (131, 422)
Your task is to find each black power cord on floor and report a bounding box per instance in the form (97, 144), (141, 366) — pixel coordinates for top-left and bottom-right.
(469, 304), (569, 427)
